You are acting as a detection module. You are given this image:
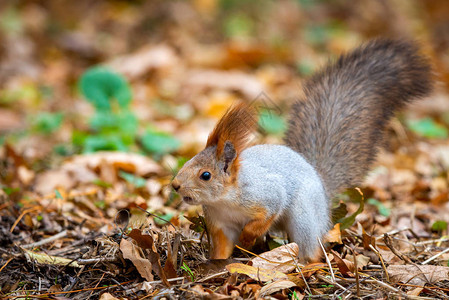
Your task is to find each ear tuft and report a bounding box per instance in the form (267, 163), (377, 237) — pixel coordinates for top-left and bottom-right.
(206, 102), (257, 159)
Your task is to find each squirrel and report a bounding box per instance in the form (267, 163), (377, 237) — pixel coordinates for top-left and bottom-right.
(172, 39), (433, 261)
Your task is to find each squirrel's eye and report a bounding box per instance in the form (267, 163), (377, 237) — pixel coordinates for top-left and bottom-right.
(200, 171), (211, 181)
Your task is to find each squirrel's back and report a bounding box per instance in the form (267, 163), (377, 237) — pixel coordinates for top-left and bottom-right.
(285, 39), (433, 196)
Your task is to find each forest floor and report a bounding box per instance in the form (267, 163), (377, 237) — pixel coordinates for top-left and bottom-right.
(1, 1), (449, 299)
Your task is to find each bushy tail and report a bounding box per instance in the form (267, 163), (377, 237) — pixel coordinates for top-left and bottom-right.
(285, 39), (433, 197)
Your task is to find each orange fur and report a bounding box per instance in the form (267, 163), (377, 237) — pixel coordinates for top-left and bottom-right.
(239, 207), (276, 249)
(209, 226), (235, 259)
(206, 102), (257, 163)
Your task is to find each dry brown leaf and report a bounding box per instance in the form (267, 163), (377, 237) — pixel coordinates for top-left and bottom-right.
(108, 44), (178, 79)
(407, 287), (423, 296)
(345, 254), (370, 269)
(35, 151), (162, 195)
(387, 264), (449, 286)
(326, 223), (342, 244)
(183, 69), (265, 100)
(99, 292), (121, 300)
(226, 263), (288, 282)
(68, 151), (162, 176)
(331, 250), (354, 277)
(251, 243), (299, 274)
(120, 238), (154, 281)
(127, 229), (170, 286)
(259, 280), (297, 297)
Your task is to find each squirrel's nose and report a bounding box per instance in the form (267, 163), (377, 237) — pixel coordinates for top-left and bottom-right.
(172, 180), (180, 192)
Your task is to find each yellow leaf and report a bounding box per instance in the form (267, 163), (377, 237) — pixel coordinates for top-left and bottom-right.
(23, 249), (80, 268)
(226, 263), (287, 282)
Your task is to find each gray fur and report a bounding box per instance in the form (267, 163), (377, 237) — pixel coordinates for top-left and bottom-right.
(285, 39), (433, 197)
(238, 145), (329, 260)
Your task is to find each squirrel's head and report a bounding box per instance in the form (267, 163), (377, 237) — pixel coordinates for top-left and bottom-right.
(172, 102), (257, 205)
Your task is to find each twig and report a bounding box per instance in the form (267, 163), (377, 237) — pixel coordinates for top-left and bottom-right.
(198, 271), (228, 282)
(0, 257), (13, 274)
(337, 277), (399, 293)
(346, 246), (359, 297)
(136, 206), (177, 230)
(283, 241), (312, 296)
(10, 207), (38, 232)
(316, 274), (348, 293)
(22, 230), (68, 249)
(421, 246), (449, 265)
(318, 238), (335, 283)
(369, 244), (389, 282)
(77, 257), (120, 265)
(383, 233), (413, 264)
(416, 238), (449, 245)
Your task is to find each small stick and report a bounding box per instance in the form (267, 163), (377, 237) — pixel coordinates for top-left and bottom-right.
(318, 238), (335, 283)
(283, 242), (312, 295)
(10, 207), (38, 232)
(421, 246), (449, 265)
(77, 257), (120, 265)
(22, 230), (68, 249)
(198, 271), (229, 282)
(346, 246), (359, 297)
(383, 233), (413, 264)
(369, 244), (389, 282)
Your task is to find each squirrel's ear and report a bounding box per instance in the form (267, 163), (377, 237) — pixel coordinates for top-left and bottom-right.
(219, 141), (237, 173)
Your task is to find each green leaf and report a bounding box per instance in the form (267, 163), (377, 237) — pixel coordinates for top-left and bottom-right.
(83, 135), (129, 152)
(258, 109), (286, 135)
(407, 118), (449, 139)
(79, 67), (132, 111)
(119, 171), (146, 188)
(89, 110), (138, 136)
(141, 129), (181, 155)
(367, 198), (391, 217)
(2, 186), (20, 195)
(154, 213), (174, 226)
(55, 190), (63, 200)
(223, 13), (254, 38)
(33, 112), (64, 134)
(431, 220), (448, 232)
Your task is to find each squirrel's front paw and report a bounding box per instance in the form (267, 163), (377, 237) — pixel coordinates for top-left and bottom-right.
(239, 233), (256, 249)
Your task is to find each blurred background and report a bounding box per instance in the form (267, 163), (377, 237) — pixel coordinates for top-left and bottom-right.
(0, 0), (448, 197)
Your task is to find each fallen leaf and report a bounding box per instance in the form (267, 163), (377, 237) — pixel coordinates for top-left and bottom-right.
(259, 280), (297, 297)
(345, 254), (371, 269)
(387, 264), (449, 286)
(108, 44), (178, 79)
(407, 287), (423, 296)
(120, 238), (154, 281)
(226, 263), (287, 282)
(183, 69), (265, 100)
(331, 250), (353, 277)
(128, 229), (170, 286)
(23, 249), (80, 268)
(251, 243), (299, 273)
(326, 223), (342, 244)
(35, 151), (162, 195)
(99, 292), (121, 300)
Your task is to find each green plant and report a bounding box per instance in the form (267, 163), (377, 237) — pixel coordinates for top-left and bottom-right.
(76, 67), (180, 157)
(407, 117), (449, 139)
(180, 262), (195, 281)
(77, 67), (137, 152)
(32, 112), (64, 135)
